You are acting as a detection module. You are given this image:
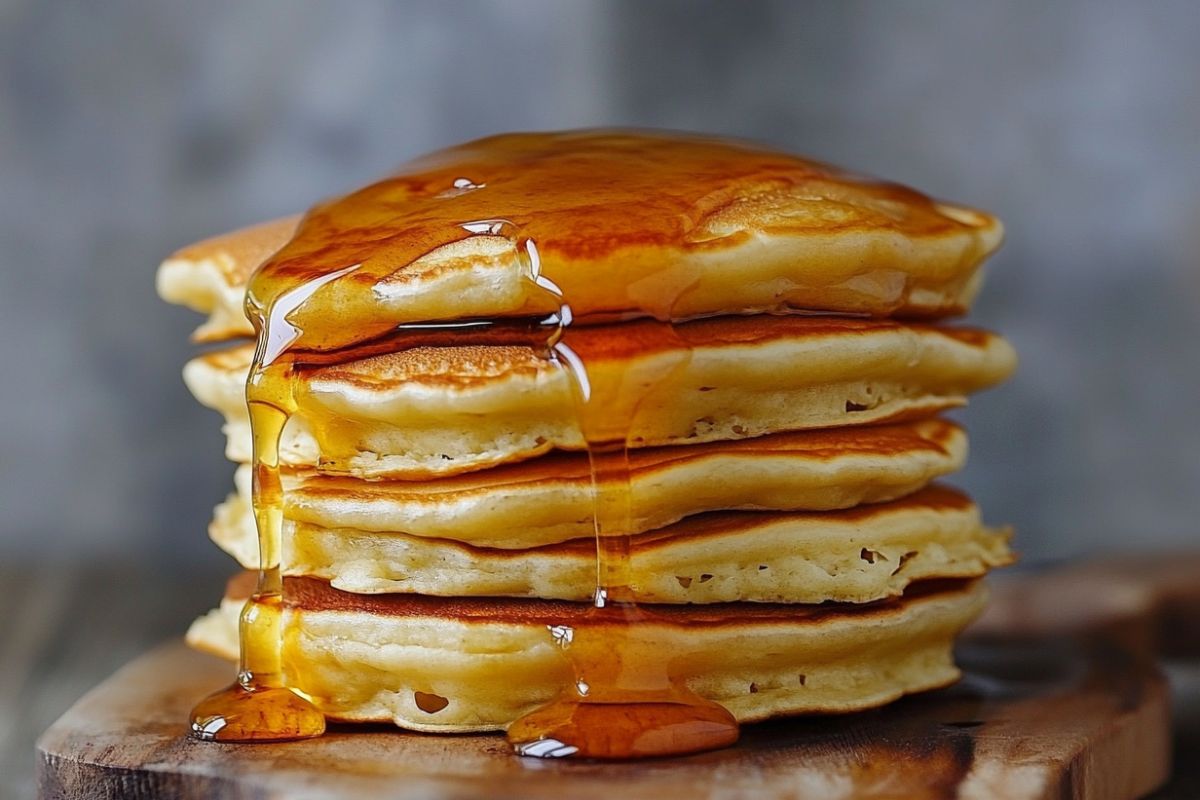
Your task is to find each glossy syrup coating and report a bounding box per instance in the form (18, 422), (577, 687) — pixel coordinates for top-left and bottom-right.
(246, 129), (1000, 352)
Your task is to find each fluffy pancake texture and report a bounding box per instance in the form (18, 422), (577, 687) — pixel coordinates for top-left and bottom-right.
(184, 316), (1014, 478)
(186, 576), (987, 732)
(210, 484), (1010, 603)
(157, 130), (1002, 346)
(157, 216), (298, 341)
(209, 419), (968, 557)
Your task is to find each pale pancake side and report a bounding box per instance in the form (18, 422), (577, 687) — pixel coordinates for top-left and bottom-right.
(215, 485), (1011, 603)
(156, 216), (297, 341)
(186, 577), (987, 732)
(184, 317), (1015, 478)
(209, 419), (966, 556)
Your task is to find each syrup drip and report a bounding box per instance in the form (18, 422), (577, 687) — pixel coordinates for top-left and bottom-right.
(189, 269), (355, 742)
(507, 242), (739, 760)
(505, 437), (739, 760)
(189, 398), (325, 742)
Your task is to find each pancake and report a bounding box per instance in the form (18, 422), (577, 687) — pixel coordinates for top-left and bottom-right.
(156, 217), (298, 342)
(184, 316), (1015, 479)
(210, 484), (1010, 603)
(157, 130), (1003, 346)
(210, 419), (968, 560)
(186, 576), (987, 733)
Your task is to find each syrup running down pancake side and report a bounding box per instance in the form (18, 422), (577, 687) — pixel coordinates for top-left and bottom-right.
(187, 129), (999, 757)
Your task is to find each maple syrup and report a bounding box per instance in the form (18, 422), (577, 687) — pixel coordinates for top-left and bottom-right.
(505, 318), (738, 758)
(189, 397), (325, 741)
(187, 129), (954, 754)
(189, 268), (356, 742)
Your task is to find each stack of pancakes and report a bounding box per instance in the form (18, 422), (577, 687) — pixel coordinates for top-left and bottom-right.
(160, 131), (1015, 733)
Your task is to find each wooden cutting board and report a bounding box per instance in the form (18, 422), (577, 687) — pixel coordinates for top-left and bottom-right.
(38, 557), (1196, 800)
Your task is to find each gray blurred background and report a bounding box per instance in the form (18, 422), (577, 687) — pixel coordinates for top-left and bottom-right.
(4, 5), (1200, 795)
(3, 0), (1199, 569)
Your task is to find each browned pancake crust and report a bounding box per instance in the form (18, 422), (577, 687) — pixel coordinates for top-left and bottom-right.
(243, 573), (976, 627)
(312, 315), (1003, 388)
(171, 216), (298, 286)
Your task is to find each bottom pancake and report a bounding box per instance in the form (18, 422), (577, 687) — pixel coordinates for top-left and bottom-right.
(187, 576), (987, 733)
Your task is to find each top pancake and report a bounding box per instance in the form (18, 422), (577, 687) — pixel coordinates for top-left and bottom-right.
(158, 129), (1002, 346)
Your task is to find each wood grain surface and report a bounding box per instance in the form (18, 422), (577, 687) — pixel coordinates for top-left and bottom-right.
(33, 635), (1168, 800)
(32, 556), (1200, 800)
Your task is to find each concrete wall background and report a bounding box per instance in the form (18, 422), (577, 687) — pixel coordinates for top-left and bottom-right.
(2, 0), (1198, 566)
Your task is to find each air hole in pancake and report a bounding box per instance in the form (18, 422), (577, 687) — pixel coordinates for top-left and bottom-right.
(892, 550), (919, 575)
(676, 576), (693, 588)
(846, 400), (869, 412)
(758, 565), (768, 571)
(749, 683), (759, 694)
(860, 548), (886, 564)
(698, 574), (714, 583)
(798, 675), (807, 686)
(415, 691), (449, 714)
